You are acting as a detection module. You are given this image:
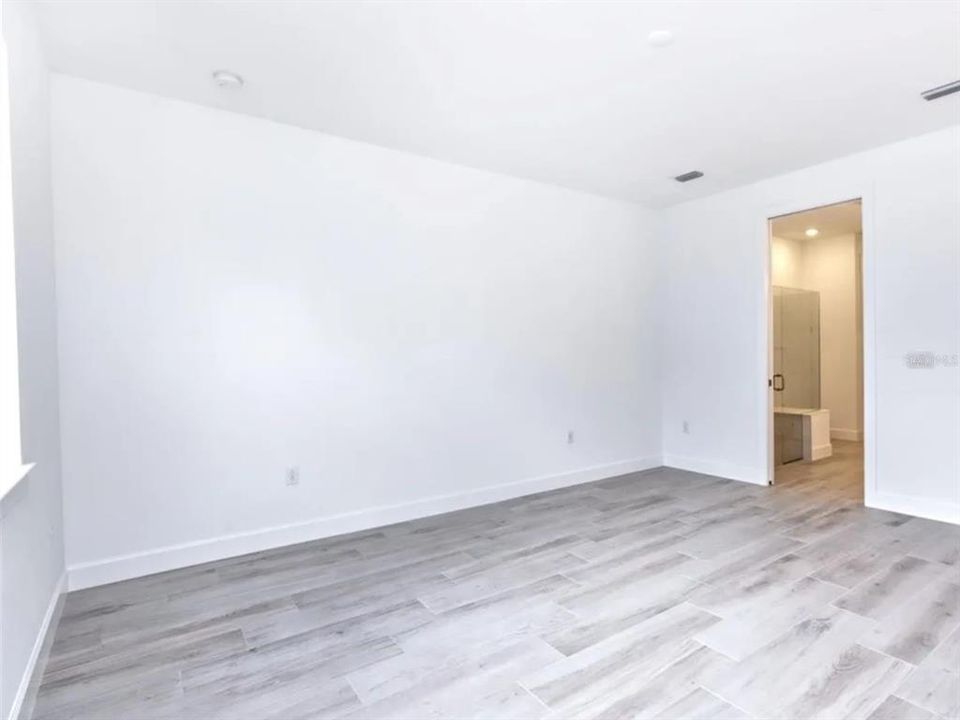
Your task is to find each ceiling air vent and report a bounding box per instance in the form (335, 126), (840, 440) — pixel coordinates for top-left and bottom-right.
(921, 80), (960, 101)
(674, 170), (704, 183)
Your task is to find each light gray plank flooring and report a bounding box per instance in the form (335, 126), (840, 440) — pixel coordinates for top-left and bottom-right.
(30, 441), (960, 719)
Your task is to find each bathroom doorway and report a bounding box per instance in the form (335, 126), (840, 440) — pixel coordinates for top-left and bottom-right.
(767, 199), (864, 495)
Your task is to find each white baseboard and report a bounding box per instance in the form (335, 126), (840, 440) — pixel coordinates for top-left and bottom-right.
(866, 490), (960, 526)
(68, 455), (663, 590)
(8, 572), (66, 720)
(810, 443), (833, 461)
(831, 428), (863, 441)
(661, 454), (765, 486)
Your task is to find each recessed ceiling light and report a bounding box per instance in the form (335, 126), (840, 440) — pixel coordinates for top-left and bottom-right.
(648, 30), (674, 48)
(805, 228), (819, 237)
(212, 70), (244, 89)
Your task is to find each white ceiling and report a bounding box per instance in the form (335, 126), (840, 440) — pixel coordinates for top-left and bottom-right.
(32, 0), (960, 207)
(772, 200), (862, 242)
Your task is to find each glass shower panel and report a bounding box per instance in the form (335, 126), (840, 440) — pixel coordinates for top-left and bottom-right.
(773, 286), (821, 465)
(775, 412), (804, 465)
(773, 286), (820, 409)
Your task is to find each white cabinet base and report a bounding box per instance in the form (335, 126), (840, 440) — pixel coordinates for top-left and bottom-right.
(775, 407), (833, 463)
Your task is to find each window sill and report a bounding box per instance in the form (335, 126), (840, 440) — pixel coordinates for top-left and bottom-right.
(1, 462), (34, 502)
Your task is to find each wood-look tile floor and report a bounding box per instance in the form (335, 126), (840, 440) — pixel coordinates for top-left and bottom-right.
(31, 441), (960, 720)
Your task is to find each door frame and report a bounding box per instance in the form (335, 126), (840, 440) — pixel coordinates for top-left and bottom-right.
(760, 186), (876, 503)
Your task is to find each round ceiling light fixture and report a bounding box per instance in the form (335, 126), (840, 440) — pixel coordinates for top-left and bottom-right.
(212, 70), (244, 89)
(647, 30), (675, 48)
(805, 228), (820, 237)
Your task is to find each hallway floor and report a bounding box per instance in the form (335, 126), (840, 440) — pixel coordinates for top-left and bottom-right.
(30, 450), (960, 720)
(775, 439), (865, 503)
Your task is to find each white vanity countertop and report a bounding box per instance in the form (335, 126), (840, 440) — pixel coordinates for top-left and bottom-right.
(775, 406), (829, 415)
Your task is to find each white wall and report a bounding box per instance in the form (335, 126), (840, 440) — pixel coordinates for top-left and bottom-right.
(1, 2), (64, 719)
(662, 126), (960, 523)
(770, 236), (804, 289)
(771, 233), (863, 438)
(802, 233), (863, 439)
(42, 72), (960, 594)
(51, 77), (662, 588)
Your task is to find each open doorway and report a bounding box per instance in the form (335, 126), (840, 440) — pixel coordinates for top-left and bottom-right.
(768, 199), (864, 500)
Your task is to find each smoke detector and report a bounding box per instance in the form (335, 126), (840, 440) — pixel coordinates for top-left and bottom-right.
(212, 70), (244, 89)
(648, 30), (675, 48)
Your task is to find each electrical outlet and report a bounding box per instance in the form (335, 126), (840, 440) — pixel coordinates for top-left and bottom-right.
(682, 420), (690, 434)
(567, 430), (575, 444)
(285, 466), (300, 486)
